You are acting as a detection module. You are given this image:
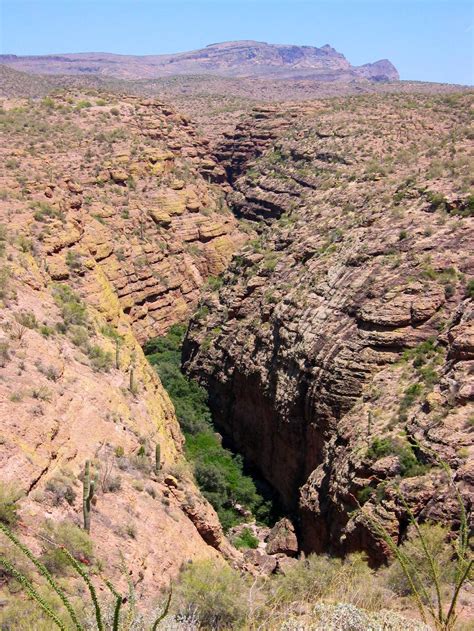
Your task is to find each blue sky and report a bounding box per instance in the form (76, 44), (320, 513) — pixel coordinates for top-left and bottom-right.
(1, 0), (472, 84)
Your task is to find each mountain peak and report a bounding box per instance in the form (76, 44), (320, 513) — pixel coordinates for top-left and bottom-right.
(0, 40), (399, 82)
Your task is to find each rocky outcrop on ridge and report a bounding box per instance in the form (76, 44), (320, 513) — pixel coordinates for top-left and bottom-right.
(183, 92), (474, 562)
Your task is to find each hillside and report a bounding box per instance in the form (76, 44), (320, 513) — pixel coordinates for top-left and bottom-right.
(0, 90), (244, 614)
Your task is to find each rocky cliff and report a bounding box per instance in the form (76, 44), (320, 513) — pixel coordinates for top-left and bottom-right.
(183, 92), (474, 561)
(0, 91), (242, 604)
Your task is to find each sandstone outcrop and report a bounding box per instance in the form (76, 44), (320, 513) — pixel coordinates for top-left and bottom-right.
(184, 93), (474, 562)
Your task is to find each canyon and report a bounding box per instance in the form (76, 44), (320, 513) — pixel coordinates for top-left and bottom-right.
(0, 66), (472, 627)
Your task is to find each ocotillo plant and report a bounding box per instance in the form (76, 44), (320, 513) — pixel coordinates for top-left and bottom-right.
(155, 443), (161, 475)
(0, 521), (172, 631)
(82, 460), (96, 534)
(357, 445), (472, 631)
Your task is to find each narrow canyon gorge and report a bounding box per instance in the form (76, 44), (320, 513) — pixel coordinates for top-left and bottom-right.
(0, 85), (472, 626)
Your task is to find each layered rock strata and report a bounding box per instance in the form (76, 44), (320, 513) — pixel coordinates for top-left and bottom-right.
(184, 93), (474, 561)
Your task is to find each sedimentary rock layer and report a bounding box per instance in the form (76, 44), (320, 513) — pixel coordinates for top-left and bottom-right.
(184, 92), (474, 561)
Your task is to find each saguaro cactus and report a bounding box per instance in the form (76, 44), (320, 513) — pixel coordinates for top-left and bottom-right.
(129, 365), (135, 393)
(82, 460), (95, 533)
(155, 443), (161, 474)
(115, 338), (120, 370)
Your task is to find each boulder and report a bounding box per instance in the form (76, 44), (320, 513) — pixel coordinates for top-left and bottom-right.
(266, 518), (298, 556)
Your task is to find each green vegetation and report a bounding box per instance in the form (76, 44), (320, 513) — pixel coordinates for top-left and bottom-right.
(360, 451), (472, 631)
(45, 470), (77, 506)
(397, 339), (445, 420)
(53, 284), (112, 371)
(175, 559), (248, 629)
(366, 436), (429, 478)
(53, 284), (88, 331)
(0, 482), (23, 526)
(144, 324), (269, 530)
(466, 278), (474, 298)
(0, 454), (470, 630)
(232, 527), (259, 550)
(40, 521), (93, 576)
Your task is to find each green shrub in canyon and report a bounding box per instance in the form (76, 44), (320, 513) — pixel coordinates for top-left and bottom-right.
(144, 324), (270, 530)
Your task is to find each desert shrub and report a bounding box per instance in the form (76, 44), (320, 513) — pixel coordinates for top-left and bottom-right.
(87, 344), (113, 372)
(45, 470), (77, 506)
(0, 265), (11, 299)
(40, 520), (93, 575)
(65, 250), (84, 274)
(0, 340), (10, 367)
(402, 339), (443, 371)
(426, 191), (447, 211)
(174, 559), (248, 629)
(0, 589), (82, 631)
(357, 485), (375, 505)
(15, 310), (37, 329)
(270, 552), (388, 612)
(69, 324), (89, 347)
(233, 527), (259, 550)
(130, 454), (152, 474)
(31, 201), (64, 223)
(307, 602), (431, 631)
(52, 284), (87, 330)
(102, 474), (122, 493)
(206, 275), (223, 291)
(271, 554), (343, 605)
(466, 279), (474, 298)
(366, 436), (428, 478)
(75, 100), (92, 109)
(0, 483), (23, 527)
(398, 382), (424, 418)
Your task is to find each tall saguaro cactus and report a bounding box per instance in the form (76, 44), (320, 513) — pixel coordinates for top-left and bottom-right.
(155, 443), (161, 475)
(83, 460), (95, 534)
(115, 338), (120, 370)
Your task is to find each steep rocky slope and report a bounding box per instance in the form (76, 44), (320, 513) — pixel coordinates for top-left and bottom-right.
(183, 92), (474, 561)
(0, 91), (243, 606)
(0, 41), (399, 81)
(1, 91), (242, 343)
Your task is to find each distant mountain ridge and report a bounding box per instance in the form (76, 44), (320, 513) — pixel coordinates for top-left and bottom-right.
(0, 40), (399, 82)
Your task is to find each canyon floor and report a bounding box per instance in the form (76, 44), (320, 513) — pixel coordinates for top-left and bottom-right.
(0, 71), (472, 630)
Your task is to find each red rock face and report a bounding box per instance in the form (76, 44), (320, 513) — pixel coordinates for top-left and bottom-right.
(184, 93), (474, 562)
